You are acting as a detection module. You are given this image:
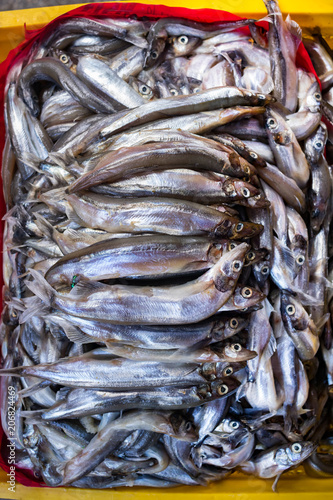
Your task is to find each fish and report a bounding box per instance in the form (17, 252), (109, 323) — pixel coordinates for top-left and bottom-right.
(240, 441), (316, 489)
(280, 292), (320, 361)
(45, 312), (249, 348)
(265, 108), (310, 189)
(65, 193), (263, 239)
(264, 0), (301, 111)
(25, 243), (249, 324)
(40, 379), (239, 420)
(76, 56), (145, 109)
(18, 58), (117, 116)
(99, 87), (274, 138)
(44, 235), (234, 285)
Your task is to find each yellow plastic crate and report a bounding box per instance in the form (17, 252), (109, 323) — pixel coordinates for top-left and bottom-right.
(0, 1), (333, 498)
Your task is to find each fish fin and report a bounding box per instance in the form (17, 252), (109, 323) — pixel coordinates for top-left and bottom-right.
(272, 472), (282, 492)
(170, 339), (211, 358)
(105, 339), (141, 348)
(25, 269), (56, 307)
(7, 297), (26, 312)
(19, 410), (44, 419)
(18, 152), (43, 173)
(285, 16), (302, 42)
(19, 297), (49, 323)
(17, 380), (51, 398)
(291, 289), (324, 307)
(314, 313), (331, 331)
(56, 386), (71, 401)
(62, 325), (96, 345)
(261, 332), (277, 364)
(274, 237), (295, 270)
(236, 381), (248, 401)
(68, 278), (106, 298)
(66, 205), (86, 227)
(41, 186), (67, 202)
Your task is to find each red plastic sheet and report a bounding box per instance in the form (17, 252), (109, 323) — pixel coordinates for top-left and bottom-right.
(0, 1), (320, 488)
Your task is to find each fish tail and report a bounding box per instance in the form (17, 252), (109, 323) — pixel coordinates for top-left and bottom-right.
(25, 269), (56, 307)
(0, 366), (24, 377)
(283, 403), (298, 433)
(19, 296), (50, 324)
(34, 213), (54, 239)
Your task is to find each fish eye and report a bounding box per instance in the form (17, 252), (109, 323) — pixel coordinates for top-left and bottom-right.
(140, 84), (151, 95)
(200, 452), (207, 459)
(241, 187), (251, 198)
(11, 310), (17, 318)
(291, 443), (302, 453)
(151, 50), (158, 59)
(296, 255), (305, 266)
(178, 35), (189, 45)
(236, 223), (244, 232)
(193, 87), (201, 93)
(267, 117), (277, 128)
(223, 366), (234, 376)
(217, 383), (229, 395)
(314, 140), (323, 150)
(60, 54), (69, 64)
(261, 265), (269, 275)
(241, 287), (253, 298)
(170, 88), (178, 96)
(286, 304), (296, 315)
(314, 92), (321, 101)
(229, 318), (239, 329)
(232, 260), (242, 271)
(185, 421), (192, 431)
(229, 242), (237, 250)
(231, 343), (242, 352)
(246, 251), (256, 261)
(244, 166), (251, 174)
(249, 151), (258, 159)
(231, 421), (239, 429)
(258, 94), (266, 101)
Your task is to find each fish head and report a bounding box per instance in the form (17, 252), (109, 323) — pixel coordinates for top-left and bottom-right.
(212, 315), (249, 340)
(211, 376), (240, 398)
(232, 285), (266, 310)
(302, 82), (322, 113)
(216, 361), (247, 378)
(245, 248), (268, 267)
(275, 441), (316, 468)
(304, 121), (327, 163)
(191, 444), (221, 468)
(130, 78), (155, 100)
(229, 220), (264, 240)
(243, 89), (275, 107)
(145, 38), (166, 68)
(241, 192), (271, 209)
(265, 108), (292, 145)
(214, 242), (249, 291)
(214, 417), (243, 434)
(253, 258), (271, 286)
(218, 342), (257, 362)
(171, 35), (201, 57)
(230, 180), (260, 200)
(280, 293), (311, 331)
(169, 412), (198, 441)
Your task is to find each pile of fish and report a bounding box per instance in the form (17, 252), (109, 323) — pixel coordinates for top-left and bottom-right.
(1, 0), (333, 490)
